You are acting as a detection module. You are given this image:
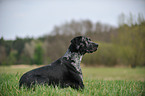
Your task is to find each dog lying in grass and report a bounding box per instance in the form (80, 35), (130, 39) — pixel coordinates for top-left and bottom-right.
(19, 36), (98, 90)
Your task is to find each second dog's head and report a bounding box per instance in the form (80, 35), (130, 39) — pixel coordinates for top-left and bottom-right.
(69, 36), (98, 55)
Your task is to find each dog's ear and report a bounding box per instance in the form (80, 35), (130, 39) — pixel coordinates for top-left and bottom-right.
(71, 36), (83, 44)
(71, 36), (82, 50)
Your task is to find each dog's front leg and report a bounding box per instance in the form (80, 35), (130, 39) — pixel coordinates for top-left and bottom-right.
(70, 82), (84, 90)
(69, 70), (84, 90)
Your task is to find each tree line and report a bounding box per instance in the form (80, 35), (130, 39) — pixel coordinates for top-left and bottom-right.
(0, 13), (145, 67)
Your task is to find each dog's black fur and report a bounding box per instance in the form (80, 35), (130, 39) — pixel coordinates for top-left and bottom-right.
(19, 36), (98, 90)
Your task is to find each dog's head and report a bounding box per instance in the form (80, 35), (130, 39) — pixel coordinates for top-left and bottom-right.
(70, 36), (98, 55)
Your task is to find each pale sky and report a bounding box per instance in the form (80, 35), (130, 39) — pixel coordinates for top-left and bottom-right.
(0, 0), (145, 40)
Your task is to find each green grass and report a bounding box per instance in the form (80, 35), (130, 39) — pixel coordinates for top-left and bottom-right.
(0, 66), (145, 96)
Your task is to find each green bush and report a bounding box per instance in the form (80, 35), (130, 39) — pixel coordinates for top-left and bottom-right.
(1, 50), (17, 65)
(33, 43), (44, 65)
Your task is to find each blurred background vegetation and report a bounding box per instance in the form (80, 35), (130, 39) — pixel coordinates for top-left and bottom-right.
(0, 13), (145, 68)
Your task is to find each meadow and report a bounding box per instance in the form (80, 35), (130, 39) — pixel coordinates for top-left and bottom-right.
(0, 65), (145, 96)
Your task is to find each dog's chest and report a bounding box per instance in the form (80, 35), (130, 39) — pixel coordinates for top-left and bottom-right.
(64, 50), (83, 73)
(72, 54), (82, 71)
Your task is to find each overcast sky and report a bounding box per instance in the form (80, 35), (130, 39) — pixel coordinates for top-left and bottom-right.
(0, 0), (145, 40)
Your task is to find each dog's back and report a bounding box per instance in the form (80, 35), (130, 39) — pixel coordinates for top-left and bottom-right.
(19, 58), (67, 87)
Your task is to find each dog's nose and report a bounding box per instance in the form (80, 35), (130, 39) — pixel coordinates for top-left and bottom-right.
(97, 44), (98, 47)
(95, 43), (98, 48)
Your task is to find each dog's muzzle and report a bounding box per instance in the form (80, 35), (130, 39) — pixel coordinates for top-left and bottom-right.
(87, 42), (98, 53)
(92, 43), (98, 52)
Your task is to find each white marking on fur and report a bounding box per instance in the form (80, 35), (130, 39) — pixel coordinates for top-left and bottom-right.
(64, 49), (83, 80)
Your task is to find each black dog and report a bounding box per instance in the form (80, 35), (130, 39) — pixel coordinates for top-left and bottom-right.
(19, 36), (98, 90)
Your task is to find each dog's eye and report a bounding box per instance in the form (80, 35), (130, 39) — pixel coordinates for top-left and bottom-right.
(87, 38), (91, 41)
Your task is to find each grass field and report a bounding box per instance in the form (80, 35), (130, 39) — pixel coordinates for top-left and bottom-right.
(0, 65), (145, 96)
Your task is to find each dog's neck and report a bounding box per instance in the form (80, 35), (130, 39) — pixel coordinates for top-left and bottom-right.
(63, 49), (83, 73)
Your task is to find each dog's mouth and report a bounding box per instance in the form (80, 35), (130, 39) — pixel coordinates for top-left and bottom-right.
(86, 47), (98, 53)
